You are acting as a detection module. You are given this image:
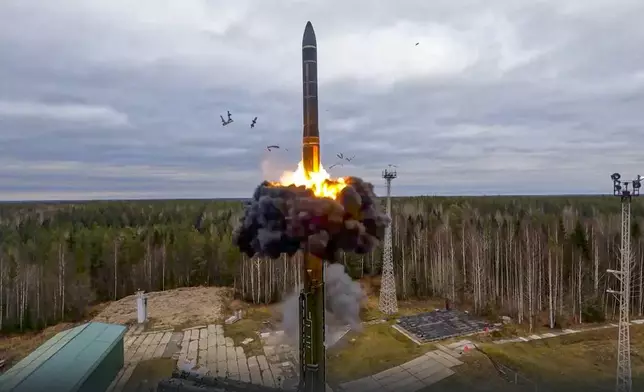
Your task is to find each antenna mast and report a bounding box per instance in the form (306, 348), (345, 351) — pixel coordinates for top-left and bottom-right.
(607, 172), (641, 392)
(379, 169), (398, 315)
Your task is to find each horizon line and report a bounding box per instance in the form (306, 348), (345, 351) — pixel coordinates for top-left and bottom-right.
(0, 193), (616, 203)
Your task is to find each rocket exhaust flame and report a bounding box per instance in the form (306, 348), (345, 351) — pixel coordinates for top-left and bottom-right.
(271, 161), (346, 199)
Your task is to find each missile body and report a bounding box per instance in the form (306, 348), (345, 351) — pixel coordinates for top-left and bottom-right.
(302, 21), (320, 175)
(299, 21), (326, 392)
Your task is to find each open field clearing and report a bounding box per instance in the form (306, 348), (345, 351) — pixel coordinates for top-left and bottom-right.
(478, 324), (644, 391)
(92, 286), (231, 330)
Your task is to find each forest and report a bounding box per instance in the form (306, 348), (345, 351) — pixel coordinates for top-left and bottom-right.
(1, 195), (644, 334)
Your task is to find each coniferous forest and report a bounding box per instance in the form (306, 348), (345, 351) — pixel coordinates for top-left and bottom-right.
(1, 196), (644, 334)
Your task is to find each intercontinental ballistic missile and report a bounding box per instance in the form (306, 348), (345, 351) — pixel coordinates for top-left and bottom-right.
(302, 21), (320, 176)
(299, 21), (327, 392)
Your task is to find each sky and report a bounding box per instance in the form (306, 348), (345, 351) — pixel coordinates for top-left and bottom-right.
(1, 0), (643, 201)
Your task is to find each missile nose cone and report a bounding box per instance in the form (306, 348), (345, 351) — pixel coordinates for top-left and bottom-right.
(303, 21), (317, 46)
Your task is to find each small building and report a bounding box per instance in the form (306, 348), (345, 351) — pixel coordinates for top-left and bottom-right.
(0, 322), (127, 392)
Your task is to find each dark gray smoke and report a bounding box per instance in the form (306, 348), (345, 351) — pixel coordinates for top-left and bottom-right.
(233, 177), (390, 261)
(281, 263), (365, 348)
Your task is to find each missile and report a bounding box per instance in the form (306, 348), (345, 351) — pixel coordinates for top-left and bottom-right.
(302, 21), (320, 176)
(300, 21), (327, 392)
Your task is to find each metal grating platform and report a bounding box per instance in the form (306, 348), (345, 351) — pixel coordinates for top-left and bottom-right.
(396, 310), (491, 344)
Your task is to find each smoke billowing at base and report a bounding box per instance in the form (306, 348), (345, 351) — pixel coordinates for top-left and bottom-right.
(280, 263), (365, 348)
(233, 177), (390, 261)
(233, 176), (390, 339)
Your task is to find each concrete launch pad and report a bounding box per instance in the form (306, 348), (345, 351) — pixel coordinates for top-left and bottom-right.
(395, 310), (491, 344)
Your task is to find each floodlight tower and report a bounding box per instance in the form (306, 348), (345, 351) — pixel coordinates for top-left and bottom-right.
(607, 172), (642, 392)
(379, 168), (398, 315)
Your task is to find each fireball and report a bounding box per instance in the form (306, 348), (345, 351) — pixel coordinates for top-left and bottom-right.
(272, 161), (346, 199)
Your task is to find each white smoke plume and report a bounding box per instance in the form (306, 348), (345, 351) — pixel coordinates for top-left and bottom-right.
(280, 263), (365, 349)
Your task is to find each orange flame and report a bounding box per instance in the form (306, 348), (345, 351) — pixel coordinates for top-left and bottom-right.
(272, 161), (347, 199)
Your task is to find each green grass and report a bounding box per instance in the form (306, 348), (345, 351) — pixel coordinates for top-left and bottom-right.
(476, 324), (644, 391)
(326, 321), (435, 384)
(421, 353), (523, 392)
(360, 297), (447, 322)
(222, 305), (273, 358)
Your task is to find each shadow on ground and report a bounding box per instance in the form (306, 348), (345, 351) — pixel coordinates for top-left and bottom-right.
(123, 358), (175, 392)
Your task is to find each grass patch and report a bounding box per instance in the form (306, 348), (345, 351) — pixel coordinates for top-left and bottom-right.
(478, 324), (644, 390)
(123, 358), (174, 392)
(421, 352), (523, 392)
(0, 322), (81, 371)
(223, 305), (274, 358)
(327, 321), (434, 384)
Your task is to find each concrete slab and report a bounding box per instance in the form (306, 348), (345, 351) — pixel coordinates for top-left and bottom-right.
(396, 309), (491, 344)
(419, 367), (455, 385)
(384, 373), (422, 391)
(424, 351), (455, 368)
(378, 368), (411, 386)
(406, 358), (444, 376)
(372, 365), (407, 381)
(447, 340), (473, 349)
(341, 376), (381, 392)
(400, 355), (431, 370)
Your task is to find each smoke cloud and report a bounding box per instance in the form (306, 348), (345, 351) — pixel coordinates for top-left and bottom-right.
(280, 263), (365, 348)
(233, 177), (390, 261)
(233, 177), (387, 347)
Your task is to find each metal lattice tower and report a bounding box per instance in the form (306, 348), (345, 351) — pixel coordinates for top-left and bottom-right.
(607, 173), (642, 392)
(379, 169), (398, 315)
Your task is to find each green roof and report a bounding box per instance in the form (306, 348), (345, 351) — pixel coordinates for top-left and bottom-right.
(0, 322), (126, 392)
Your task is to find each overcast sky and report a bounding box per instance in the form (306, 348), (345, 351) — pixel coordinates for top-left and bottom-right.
(1, 0), (643, 200)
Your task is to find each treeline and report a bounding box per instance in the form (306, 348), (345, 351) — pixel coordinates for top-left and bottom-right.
(1, 196), (644, 333)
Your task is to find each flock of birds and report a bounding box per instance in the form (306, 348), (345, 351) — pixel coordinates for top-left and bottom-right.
(219, 110), (399, 171)
(220, 110), (258, 128)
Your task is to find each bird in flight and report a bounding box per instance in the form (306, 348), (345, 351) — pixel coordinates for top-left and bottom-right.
(388, 164), (398, 168)
(336, 153), (344, 159)
(329, 163), (342, 169)
(250, 117), (258, 128)
(221, 111), (234, 126)
(415, 42), (419, 46)
(345, 155), (355, 162)
(267, 145), (280, 152)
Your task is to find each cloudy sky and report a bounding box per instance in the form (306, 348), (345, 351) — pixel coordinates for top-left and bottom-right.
(1, 0), (643, 200)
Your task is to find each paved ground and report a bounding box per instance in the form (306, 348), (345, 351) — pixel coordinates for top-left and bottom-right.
(397, 310), (491, 344)
(106, 323), (348, 391)
(106, 326), (181, 392)
(338, 341), (467, 392)
(106, 318), (644, 391)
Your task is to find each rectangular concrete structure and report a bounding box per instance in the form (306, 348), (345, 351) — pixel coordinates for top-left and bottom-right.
(396, 309), (491, 344)
(0, 322), (126, 392)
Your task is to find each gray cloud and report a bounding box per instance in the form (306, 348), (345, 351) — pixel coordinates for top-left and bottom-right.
(0, 0), (643, 200)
